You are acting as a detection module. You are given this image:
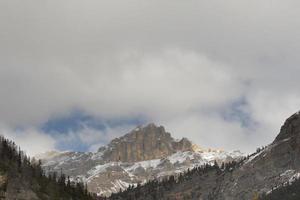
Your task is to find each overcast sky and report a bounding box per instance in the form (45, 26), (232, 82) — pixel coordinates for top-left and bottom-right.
(1, 0), (300, 155)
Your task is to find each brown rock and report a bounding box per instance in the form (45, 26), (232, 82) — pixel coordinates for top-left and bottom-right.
(101, 123), (194, 162)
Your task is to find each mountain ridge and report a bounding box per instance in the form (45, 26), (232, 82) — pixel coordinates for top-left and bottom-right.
(108, 112), (300, 199)
(37, 123), (243, 197)
(5, 112), (300, 199)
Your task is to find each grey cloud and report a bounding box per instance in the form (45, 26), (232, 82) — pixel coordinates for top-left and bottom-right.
(1, 0), (300, 153)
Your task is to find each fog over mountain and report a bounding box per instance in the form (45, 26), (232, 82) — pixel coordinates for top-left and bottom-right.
(1, 0), (300, 155)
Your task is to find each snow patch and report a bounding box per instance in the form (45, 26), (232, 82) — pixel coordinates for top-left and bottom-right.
(126, 159), (161, 172)
(91, 151), (104, 160)
(245, 150), (264, 164)
(168, 151), (195, 164)
(87, 163), (114, 180)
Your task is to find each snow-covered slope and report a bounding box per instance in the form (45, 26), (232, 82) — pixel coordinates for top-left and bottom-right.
(38, 149), (243, 196)
(37, 124), (244, 197)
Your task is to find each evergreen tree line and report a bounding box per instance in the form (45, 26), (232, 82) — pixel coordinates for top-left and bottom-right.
(107, 148), (275, 200)
(0, 135), (98, 200)
(107, 159), (244, 200)
(244, 145), (268, 161)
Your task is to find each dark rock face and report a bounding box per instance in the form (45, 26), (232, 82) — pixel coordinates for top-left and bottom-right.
(270, 112), (300, 170)
(101, 123), (194, 162)
(274, 112), (300, 143)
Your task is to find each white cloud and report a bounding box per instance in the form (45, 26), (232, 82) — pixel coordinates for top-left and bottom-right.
(0, 127), (56, 156)
(83, 124), (137, 152)
(163, 114), (254, 152)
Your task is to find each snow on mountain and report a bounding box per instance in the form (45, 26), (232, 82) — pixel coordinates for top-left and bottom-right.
(37, 124), (244, 197)
(38, 149), (243, 196)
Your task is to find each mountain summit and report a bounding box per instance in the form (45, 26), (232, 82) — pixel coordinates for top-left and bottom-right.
(37, 124), (242, 196)
(100, 123), (194, 162)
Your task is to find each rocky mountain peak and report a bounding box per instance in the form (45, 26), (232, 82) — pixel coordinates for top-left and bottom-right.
(274, 111), (300, 143)
(100, 123), (194, 162)
(124, 123), (171, 142)
(37, 123), (244, 197)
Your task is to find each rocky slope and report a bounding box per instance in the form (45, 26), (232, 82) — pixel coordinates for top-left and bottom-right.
(217, 111), (300, 199)
(37, 123), (243, 197)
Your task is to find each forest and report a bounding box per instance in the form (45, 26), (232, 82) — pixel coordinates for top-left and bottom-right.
(0, 135), (97, 200)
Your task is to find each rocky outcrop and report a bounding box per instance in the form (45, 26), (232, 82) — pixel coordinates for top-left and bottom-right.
(274, 111), (300, 143)
(101, 123), (194, 162)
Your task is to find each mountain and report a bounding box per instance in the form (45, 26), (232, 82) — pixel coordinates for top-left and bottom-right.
(0, 135), (96, 200)
(109, 112), (300, 200)
(4, 112), (300, 200)
(37, 123), (243, 197)
(99, 123), (194, 162)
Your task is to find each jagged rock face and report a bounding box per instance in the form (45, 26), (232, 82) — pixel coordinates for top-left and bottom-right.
(274, 112), (300, 144)
(101, 124), (193, 162)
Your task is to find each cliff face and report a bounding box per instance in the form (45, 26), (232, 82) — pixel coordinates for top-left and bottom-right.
(101, 123), (194, 162)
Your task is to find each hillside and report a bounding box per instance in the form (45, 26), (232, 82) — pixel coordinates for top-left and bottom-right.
(0, 135), (96, 200)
